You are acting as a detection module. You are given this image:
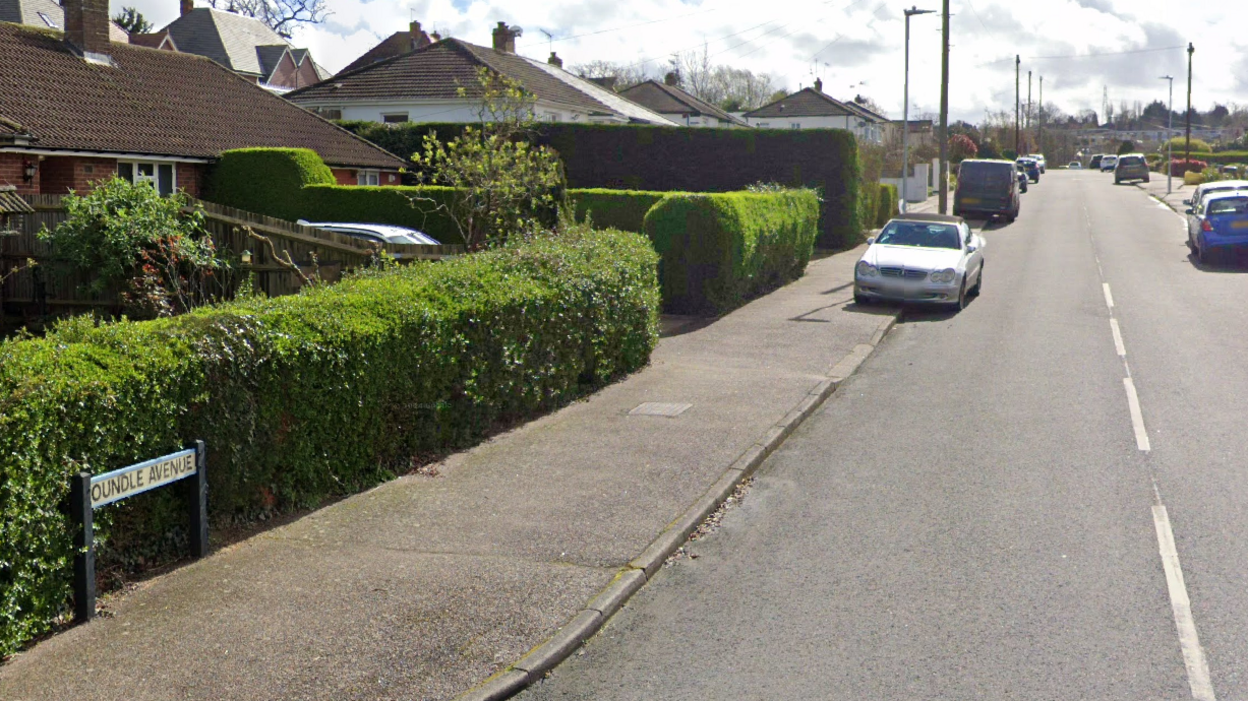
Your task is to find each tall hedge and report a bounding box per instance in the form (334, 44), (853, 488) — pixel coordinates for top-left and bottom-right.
(0, 229), (660, 657)
(339, 122), (863, 250)
(299, 184), (464, 245)
(643, 190), (819, 314)
(568, 189), (671, 232)
(205, 148), (336, 221)
(876, 183), (899, 226)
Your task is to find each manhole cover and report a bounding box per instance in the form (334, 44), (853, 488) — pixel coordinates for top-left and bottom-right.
(629, 402), (693, 418)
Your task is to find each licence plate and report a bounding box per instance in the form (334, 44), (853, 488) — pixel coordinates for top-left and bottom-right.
(1233, 221), (1248, 229)
(961, 197), (980, 205)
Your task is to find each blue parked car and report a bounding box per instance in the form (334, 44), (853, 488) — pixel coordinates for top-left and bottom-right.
(1015, 157), (1040, 183)
(1188, 191), (1248, 265)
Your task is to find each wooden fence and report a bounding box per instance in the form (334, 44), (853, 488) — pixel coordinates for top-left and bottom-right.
(0, 195), (464, 325)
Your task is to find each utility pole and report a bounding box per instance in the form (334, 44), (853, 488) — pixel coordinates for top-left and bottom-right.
(1014, 55), (1020, 157)
(902, 7), (935, 213)
(1185, 42), (1195, 168)
(1027, 70), (1032, 135)
(938, 0), (950, 214)
(1161, 75), (1174, 194)
(1038, 75), (1043, 155)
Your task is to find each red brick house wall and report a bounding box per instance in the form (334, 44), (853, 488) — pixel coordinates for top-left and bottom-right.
(177, 162), (203, 198)
(36, 156), (116, 195)
(332, 168), (356, 185)
(0, 152), (39, 195)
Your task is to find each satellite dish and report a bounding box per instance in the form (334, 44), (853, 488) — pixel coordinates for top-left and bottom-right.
(511, 26), (524, 37)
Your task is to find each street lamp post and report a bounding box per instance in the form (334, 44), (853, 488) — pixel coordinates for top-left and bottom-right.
(1161, 75), (1174, 194)
(902, 6), (935, 213)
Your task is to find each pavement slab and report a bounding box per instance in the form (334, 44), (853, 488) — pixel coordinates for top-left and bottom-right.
(0, 246), (895, 701)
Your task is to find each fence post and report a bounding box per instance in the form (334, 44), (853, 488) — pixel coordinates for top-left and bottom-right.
(71, 471), (95, 623)
(187, 440), (208, 558)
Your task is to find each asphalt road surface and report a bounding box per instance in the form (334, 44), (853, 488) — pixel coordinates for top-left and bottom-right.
(521, 170), (1248, 701)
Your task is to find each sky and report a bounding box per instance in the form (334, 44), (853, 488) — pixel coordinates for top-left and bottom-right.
(119, 0), (1248, 124)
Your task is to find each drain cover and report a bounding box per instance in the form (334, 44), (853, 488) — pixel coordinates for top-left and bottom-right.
(629, 402), (692, 417)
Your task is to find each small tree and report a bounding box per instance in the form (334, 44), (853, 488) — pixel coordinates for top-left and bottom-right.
(949, 133), (978, 163)
(412, 68), (565, 250)
(40, 178), (226, 318)
(1116, 140), (1136, 155)
(111, 7), (152, 34)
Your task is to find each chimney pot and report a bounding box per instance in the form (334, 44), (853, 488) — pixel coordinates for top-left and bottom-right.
(180, 0), (193, 16)
(409, 20), (431, 50)
(664, 71), (678, 86)
(548, 51), (562, 68)
(64, 0), (112, 62)
(430, 31), (441, 41)
(814, 77), (823, 93)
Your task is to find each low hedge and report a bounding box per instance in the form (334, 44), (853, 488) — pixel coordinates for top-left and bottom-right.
(205, 148), (336, 221)
(0, 228), (660, 657)
(568, 189), (671, 232)
(643, 189), (819, 314)
(298, 184), (464, 245)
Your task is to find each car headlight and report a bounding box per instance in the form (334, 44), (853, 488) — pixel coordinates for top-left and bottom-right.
(929, 268), (957, 284)
(856, 261), (878, 278)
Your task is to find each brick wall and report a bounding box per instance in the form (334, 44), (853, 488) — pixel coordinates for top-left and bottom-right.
(36, 156), (116, 195)
(0, 153), (39, 195)
(331, 168), (357, 185)
(177, 162), (202, 198)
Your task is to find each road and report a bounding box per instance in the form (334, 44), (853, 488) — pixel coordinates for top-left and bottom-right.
(521, 171), (1248, 701)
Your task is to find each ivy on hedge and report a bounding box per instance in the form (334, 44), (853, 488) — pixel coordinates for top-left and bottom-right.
(338, 121), (863, 250)
(643, 190), (819, 314)
(206, 148), (336, 221)
(0, 228), (660, 657)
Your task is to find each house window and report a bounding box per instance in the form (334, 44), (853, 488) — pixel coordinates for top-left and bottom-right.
(357, 170), (380, 186)
(757, 122), (770, 128)
(116, 161), (177, 196)
(317, 108), (343, 120)
(381, 113), (409, 124)
(790, 123), (801, 129)
(37, 11), (57, 27)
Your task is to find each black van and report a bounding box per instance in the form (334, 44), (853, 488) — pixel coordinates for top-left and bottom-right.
(953, 159), (1020, 222)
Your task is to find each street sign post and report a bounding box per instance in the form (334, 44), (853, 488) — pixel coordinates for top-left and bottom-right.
(71, 440), (208, 622)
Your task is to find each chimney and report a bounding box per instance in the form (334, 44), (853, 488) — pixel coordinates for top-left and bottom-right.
(409, 20), (431, 50)
(814, 77), (823, 93)
(180, 0), (193, 16)
(492, 22), (517, 53)
(548, 51), (562, 68)
(430, 31), (442, 41)
(664, 71), (679, 87)
(64, 0), (112, 63)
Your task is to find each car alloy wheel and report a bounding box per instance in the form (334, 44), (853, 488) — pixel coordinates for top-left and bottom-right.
(950, 280), (967, 311)
(971, 264), (983, 296)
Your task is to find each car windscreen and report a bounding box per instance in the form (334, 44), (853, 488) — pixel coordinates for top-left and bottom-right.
(959, 163), (1013, 187)
(876, 221), (962, 249)
(1206, 197), (1248, 215)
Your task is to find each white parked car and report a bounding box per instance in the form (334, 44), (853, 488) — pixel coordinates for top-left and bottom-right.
(297, 220), (442, 246)
(854, 213), (986, 311)
(1100, 155), (1119, 172)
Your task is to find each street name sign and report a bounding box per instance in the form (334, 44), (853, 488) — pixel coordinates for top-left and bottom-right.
(90, 448), (198, 507)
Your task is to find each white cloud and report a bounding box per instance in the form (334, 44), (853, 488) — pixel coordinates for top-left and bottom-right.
(113, 0), (1246, 122)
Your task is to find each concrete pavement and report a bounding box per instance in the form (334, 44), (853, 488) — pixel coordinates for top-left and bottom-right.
(0, 241), (898, 701)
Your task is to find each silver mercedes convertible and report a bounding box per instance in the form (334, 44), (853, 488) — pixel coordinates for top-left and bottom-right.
(853, 213), (986, 311)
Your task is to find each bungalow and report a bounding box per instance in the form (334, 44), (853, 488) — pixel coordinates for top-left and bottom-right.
(0, 0), (406, 198)
(286, 22), (677, 127)
(743, 79), (888, 143)
(618, 73), (750, 128)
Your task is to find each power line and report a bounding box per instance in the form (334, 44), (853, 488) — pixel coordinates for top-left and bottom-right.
(976, 45), (1186, 68)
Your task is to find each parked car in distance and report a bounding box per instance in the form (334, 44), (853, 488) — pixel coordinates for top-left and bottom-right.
(953, 159), (1021, 222)
(1068, 161), (1083, 169)
(1029, 154), (1047, 173)
(1100, 155), (1119, 172)
(1187, 191), (1248, 265)
(1089, 154), (1104, 170)
(1183, 180), (1248, 247)
(854, 213), (986, 310)
(1114, 154), (1150, 184)
(297, 220), (442, 246)
(1015, 162), (1029, 192)
(1016, 157), (1040, 183)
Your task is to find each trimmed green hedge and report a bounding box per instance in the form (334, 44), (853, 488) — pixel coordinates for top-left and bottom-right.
(206, 148), (336, 221)
(299, 184), (464, 245)
(568, 189), (670, 232)
(876, 183), (899, 226)
(643, 190), (819, 314)
(339, 121), (863, 250)
(0, 229), (660, 657)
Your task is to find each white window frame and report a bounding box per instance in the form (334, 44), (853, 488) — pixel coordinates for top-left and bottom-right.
(357, 169), (380, 186)
(381, 112), (409, 124)
(117, 160), (178, 196)
(790, 122), (801, 129)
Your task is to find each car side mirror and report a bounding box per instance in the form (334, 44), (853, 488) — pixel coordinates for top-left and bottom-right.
(866, 237), (875, 245)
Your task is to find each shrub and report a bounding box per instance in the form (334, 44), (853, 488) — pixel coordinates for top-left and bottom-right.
(642, 189), (819, 314)
(568, 189), (670, 232)
(876, 183), (899, 227)
(949, 134), (978, 163)
(1185, 171), (1206, 186)
(1170, 158), (1209, 176)
(1117, 140), (1136, 155)
(339, 122), (863, 250)
(299, 184), (464, 245)
(859, 181), (880, 232)
(205, 148), (335, 221)
(0, 228), (660, 657)
(1167, 136), (1212, 154)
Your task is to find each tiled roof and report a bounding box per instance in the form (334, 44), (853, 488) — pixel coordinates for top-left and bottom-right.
(843, 99), (888, 123)
(255, 43), (287, 79)
(0, 22), (405, 168)
(289, 39), (676, 125)
(337, 31), (416, 75)
(619, 80), (749, 126)
(0, 0), (131, 41)
(0, 188), (35, 214)
(162, 8), (289, 77)
(743, 88), (859, 119)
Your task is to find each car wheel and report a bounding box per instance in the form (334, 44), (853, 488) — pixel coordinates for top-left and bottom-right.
(854, 292), (868, 306)
(1144, 176), (1151, 183)
(1198, 242), (1215, 266)
(950, 280), (968, 311)
(971, 264), (983, 296)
